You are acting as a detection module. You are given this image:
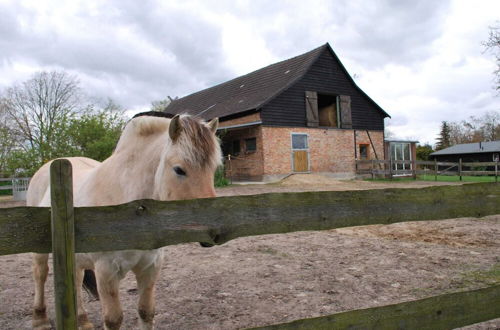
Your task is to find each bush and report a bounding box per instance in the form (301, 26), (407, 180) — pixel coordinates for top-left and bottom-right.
(214, 165), (229, 187)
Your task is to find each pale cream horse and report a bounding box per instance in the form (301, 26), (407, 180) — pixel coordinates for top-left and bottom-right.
(27, 112), (221, 330)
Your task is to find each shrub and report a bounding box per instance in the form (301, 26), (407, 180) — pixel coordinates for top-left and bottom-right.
(214, 165), (229, 187)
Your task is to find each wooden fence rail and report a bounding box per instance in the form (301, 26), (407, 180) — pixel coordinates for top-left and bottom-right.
(252, 285), (500, 330)
(1, 181), (500, 255)
(356, 159), (499, 181)
(1, 160), (499, 329)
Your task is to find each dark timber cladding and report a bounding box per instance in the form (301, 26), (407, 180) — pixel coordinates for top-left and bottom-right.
(261, 47), (387, 129)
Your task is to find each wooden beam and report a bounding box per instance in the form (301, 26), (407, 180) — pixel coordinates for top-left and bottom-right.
(248, 285), (500, 330)
(0, 182), (499, 255)
(50, 159), (77, 329)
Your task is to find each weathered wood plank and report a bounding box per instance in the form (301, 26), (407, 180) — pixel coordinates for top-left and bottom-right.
(248, 285), (500, 330)
(0, 206), (51, 254)
(0, 182), (499, 255)
(50, 160), (77, 330)
(462, 162), (498, 167)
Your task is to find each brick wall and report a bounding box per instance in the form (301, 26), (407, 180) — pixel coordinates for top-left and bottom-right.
(221, 124), (384, 181)
(221, 126), (264, 180)
(261, 127), (384, 178)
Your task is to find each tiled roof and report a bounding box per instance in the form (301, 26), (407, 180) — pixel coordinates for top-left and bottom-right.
(164, 44), (328, 120)
(431, 140), (500, 156)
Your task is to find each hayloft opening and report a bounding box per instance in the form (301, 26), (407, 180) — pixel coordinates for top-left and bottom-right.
(318, 94), (338, 127)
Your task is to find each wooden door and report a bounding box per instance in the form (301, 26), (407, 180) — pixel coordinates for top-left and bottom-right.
(293, 150), (309, 172)
(291, 133), (309, 172)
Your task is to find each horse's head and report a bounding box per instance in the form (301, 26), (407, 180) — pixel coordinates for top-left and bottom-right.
(155, 114), (222, 201)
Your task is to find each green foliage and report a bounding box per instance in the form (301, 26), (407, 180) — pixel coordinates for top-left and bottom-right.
(67, 107), (126, 161)
(5, 149), (42, 177)
(214, 165), (229, 187)
(3, 106), (127, 176)
(416, 144), (434, 161)
(435, 121), (451, 150)
(0, 180), (12, 195)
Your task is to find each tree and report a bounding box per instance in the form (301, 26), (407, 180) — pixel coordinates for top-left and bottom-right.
(416, 144), (434, 161)
(67, 100), (127, 161)
(435, 121), (451, 150)
(483, 23), (500, 91)
(447, 111), (500, 144)
(0, 101), (19, 175)
(3, 71), (82, 165)
(150, 96), (178, 112)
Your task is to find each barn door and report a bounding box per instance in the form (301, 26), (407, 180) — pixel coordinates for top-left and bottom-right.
(291, 133), (309, 172)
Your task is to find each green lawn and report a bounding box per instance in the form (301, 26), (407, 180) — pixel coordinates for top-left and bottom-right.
(418, 175), (498, 182)
(365, 175), (498, 183)
(0, 180), (12, 196)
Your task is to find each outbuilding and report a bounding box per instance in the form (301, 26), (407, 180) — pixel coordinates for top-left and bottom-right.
(430, 141), (500, 163)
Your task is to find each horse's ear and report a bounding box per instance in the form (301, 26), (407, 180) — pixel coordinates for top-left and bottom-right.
(207, 117), (218, 134)
(169, 115), (182, 141)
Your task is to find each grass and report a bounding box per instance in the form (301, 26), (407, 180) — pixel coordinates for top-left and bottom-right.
(418, 175), (497, 182)
(450, 263), (500, 289)
(365, 175), (498, 183)
(0, 180), (12, 196)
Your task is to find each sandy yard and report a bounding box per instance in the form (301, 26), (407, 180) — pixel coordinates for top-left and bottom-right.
(0, 175), (499, 329)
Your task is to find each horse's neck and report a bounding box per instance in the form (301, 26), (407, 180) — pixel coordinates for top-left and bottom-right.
(79, 140), (164, 206)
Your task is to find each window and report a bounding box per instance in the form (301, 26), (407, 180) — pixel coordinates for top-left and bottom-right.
(359, 144), (369, 159)
(318, 94), (339, 128)
(245, 138), (256, 152)
(493, 153), (499, 162)
(305, 91), (351, 128)
(292, 134), (308, 150)
(390, 142), (411, 171)
(232, 140), (240, 155)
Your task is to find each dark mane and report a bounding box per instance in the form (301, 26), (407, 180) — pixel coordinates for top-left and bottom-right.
(132, 111), (175, 119)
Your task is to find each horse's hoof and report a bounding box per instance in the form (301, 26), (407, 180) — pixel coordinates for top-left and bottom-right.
(33, 319), (52, 330)
(78, 314), (94, 329)
(78, 322), (94, 330)
(199, 242), (214, 247)
(33, 309), (52, 330)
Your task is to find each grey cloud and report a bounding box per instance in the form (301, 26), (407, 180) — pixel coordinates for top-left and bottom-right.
(0, 1), (233, 108)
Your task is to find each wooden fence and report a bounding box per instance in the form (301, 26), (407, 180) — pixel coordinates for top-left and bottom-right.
(356, 159), (499, 181)
(1, 159), (499, 329)
(0, 177), (30, 200)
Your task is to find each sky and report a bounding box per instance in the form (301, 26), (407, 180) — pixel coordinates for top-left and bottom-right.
(0, 0), (499, 146)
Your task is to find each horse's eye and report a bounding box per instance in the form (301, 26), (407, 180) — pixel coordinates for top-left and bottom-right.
(173, 166), (186, 176)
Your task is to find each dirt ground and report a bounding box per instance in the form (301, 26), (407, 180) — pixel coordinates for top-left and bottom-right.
(0, 175), (499, 329)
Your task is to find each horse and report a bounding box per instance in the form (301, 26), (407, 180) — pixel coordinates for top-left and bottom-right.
(26, 112), (221, 330)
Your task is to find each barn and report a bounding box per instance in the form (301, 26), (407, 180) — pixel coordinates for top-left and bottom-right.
(165, 43), (391, 181)
(430, 140), (500, 163)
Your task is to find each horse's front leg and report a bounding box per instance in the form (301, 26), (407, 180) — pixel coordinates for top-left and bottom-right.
(76, 268), (94, 329)
(95, 262), (123, 330)
(32, 253), (51, 329)
(133, 254), (164, 330)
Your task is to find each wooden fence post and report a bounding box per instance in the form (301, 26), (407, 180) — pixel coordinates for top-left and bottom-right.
(496, 160), (498, 183)
(50, 159), (77, 330)
(434, 159), (438, 181)
(459, 158), (462, 181)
